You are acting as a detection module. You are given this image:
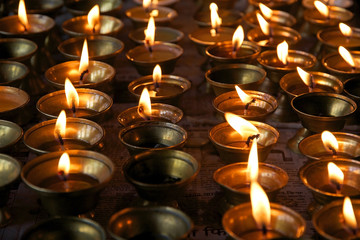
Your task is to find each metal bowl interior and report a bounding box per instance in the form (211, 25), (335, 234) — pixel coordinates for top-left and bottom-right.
(0, 120), (23, 151)
(194, 9), (242, 28)
(0, 153), (21, 189)
(0, 38), (37, 62)
(119, 121), (187, 154)
(65, 0), (122, 15)
(9, 0), (64, 15)
(299, 132), (360, 160)
(21, 217), (106, 240)
(129, 27), (184, 44)
(344, 77), (360, 102)
(24, 118), (104, 154)
(58, 36), (124, 61)
(0, 61), (29, 87)
(247, 26), (301, 48)
(0, 86), (30, 114)
(108, 206), (192, 240)
(125, 6), (177, 23)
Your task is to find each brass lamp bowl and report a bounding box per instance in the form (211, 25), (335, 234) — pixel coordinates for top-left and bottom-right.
(299, 132), (360, 161)
(62, 15), (124, 37)
(0, 86), (30, 125)
(125, 6), (177, 28)
(21, 216), (106, 240)
(280, 71), (343, 100)
(213, 90), (278, 121)
(8, 0), (64, 15)
(248, 0), (298, 9)
(243, 10), (296, 28)
(123, 150), (199, 202)
(299, 158), (360, 206)
(58, 36), (124, 65)
(128, 74), (191, 105)
(205, 41), (261, 66)
(205, 64), (266, 96)
(108, 206), (193, 240)
(214, 162), (288, 207)
(317, 27), (360, 51)
(36, 88), (113, 121)
(223, 202), (306, 240)
(117, 103), (183, 127)
(129, 26), (184, 44)
(0, 38), (37, 63)
(0, 120), (23, 152)
(209, 121), (279, 163)
(118, 121), (187, 155)
(322, 51), (360, 80)
(0, 61), (29, 87)
(313, 199), (360, 240)
(291, 92), (356, 133)
(24, 118), (105, 155)
(0, 154), (21, 227)
(21, 150), (114, 216)
(65, 0), (122, 16)
(344, 77), (360, 102)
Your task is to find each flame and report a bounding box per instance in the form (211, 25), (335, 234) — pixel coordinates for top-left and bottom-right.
(247, 138), (259, 183)
(150, 9), (159, 17)
(297, 67), (312, 87)
(87, 5), (100, 33)
(328, 162), (344, 187)
(277, 41), (288, 65)
(256, 13), (270, 36)
(153, 64), (161, 86)
(65, 78), (79, 111)
(250, 181), (271, 230)
(210, 3), (222, 36)
(343, 196), (358, 230)
(339, 23), (353, 37)
(235, 85), (253, 105)
(321, 130), (339, 154)
(18, 0), (29, 31)
(259, 3), (273, 19)
(79, 39), (89, 74)
(232, 26), (244, 52)
(339, 46), (356, 68)
(138, 87), (152, 120)
(143, 0), (151, 9)
(54, 110), (66, 140)
(58, 152), (70, 176)
(224, 112), (259, 139)
(314, 0), (329, 18)
(144, 16), (155, 50)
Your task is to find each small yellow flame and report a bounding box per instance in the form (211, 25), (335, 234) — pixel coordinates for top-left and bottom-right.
(235, 85), (253, 105)
(250, 182), (271, 230)
(247, 138), (259, 183)
(343, 196), (358, 230)
(224, 112), (259, 139)
(58, 152), (70, 176)
(321, 130), (339, 154)
(259, 3), (273, 19)
(339, 46), (355, 68)
(87, 5), (100, 32)
(79, 39), (89, 74)
(339, 23), (353, 37)
(18, 0), (29, 31)
(65, 78), (79, 111)
(328, 162), (344, 187)
(314, 0), (329, 18)
(54, 110), (66, 140)
(277, 41), (288, 65)
(153, 64), (161, 86)
(144, 16), (155, 50)
(143, 0), (151, 9)
(138, 87), (152, 120)
(232, 26), (244, 52)
(210, 3), (222, 37)
(297, 67), (312, 87)
(256, 13), (270, 36)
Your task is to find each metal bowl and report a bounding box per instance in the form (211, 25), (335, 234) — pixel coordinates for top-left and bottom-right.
(108, 206), (192, 240)
(0, 120), (23, 152)
(65, 0), (122, 16)
(0, 38), (37, 63)
(123, 150), (199, 202)
(129, 26), (184, 44)
(0, 86), (30, 125)
(21, 216), (106, 240)
(0, 61), (29, 87)
(8, 0), (64, 15)
(118, 121), (187, 155)
(125, 6), (177, 28)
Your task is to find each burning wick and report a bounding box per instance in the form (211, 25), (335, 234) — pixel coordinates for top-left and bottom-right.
(138, 87), (152, 120)
(231, 26), (244, 59)
(65, 78), (79, 118)
(79, 39), (89, 85)
(235, 85), (255, 115)
(328, 162), (344, 193)
(144, 16), (155, 54)
(54, 110), (66, 151)
(153, 64), (161, 93)
(80, 69), (89, 84)
(57, 170), (68, 181)
(297, 67), (315, 93)
(57, 153), (70, 191)
(245, 134), (260, 147)
(18, 0), (29, 32)
(343, 196), (359, 236)
(209, 3), (222, 37)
